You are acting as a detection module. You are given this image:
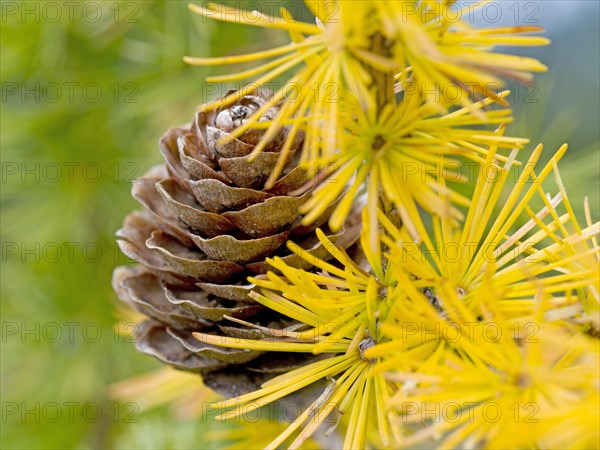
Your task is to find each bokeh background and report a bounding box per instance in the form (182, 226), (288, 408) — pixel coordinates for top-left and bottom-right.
(1, 1), (598, 448)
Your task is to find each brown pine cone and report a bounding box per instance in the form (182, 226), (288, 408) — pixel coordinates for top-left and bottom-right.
(112, 90), (361, 396)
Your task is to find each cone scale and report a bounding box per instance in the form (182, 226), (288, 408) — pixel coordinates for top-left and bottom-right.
(112, 90), (361, 396)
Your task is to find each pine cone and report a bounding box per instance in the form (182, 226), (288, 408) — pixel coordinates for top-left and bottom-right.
(113, 90), (361, 396)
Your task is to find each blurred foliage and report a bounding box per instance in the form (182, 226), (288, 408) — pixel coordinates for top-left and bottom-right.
(0, 1), (597, 449)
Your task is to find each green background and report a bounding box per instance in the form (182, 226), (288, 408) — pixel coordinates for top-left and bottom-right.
(1, 1), (598, 448)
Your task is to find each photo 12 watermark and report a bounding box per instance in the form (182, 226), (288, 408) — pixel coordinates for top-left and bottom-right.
(1, 401), (139, 424)
(1, 2), (139, 24)
(1, 161), (140, 184)
(398, 400), (540, 424)
(2, 82), (139, 104)
(1, 321), (138, 344)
